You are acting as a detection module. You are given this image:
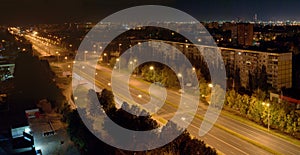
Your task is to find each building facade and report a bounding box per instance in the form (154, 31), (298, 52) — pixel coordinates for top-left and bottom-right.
(222, 23), (254, 46)
(220, 47), (292, 90)
(143, 39), (292, 91)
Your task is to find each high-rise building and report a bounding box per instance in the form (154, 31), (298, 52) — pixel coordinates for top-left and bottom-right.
(222, 23), (254, 46)
(222, 22), (237, 41)
(254, 14), (258, 23)
(237, 23), (254, 46)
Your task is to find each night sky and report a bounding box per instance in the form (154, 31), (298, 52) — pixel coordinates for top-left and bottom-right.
(0, 0), (299, 25)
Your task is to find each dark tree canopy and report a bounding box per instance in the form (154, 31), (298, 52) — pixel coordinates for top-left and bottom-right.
(12, 51), (64, 109)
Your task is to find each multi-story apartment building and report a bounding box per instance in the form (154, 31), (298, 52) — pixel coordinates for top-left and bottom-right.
(220, 48), (292, 90)
(222, 23), (254, 46)
(143, 39), (292, 91)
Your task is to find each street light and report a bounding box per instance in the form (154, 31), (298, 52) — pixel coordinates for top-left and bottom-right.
(56, 51), (60, 63)
(103, 53), (107, 62)
(149, 66), (155, 81)
(129, 61), (133, 71)
(118, 43), (122, 54)
(84, 51), (88, 61)
(177, 73), (184, 90)
(262, 102), (270, 131)
(116, 58), (120, 72)
(192, 67), (196, 72)
(133, 59), (137, 74)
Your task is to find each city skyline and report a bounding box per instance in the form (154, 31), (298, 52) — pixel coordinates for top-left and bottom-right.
(0, 0), (300, 24)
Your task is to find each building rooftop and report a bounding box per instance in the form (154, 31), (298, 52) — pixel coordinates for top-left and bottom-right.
(138, 39), (292, 55)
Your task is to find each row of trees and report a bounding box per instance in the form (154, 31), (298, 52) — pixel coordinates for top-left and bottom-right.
(226, 64), (269, 93)
(137, 63), (211, 92)
(225, 89), (300, 137)
(67, 89), (216, 154)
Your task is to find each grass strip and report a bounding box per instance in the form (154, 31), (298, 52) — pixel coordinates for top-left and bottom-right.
(192, 113), (282, 155)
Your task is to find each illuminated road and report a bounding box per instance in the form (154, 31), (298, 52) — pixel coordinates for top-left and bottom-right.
(25, 34), (300, 155)
(74, 60), (300, 155)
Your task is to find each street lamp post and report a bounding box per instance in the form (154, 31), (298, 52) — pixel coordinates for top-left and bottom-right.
(262, 102), (270, 131)
(138, 42), (141, 53)
(129, 61), (133, 71)
(84, 51), (88, 61)
(116, 58), (120, 72)
(149, 66), (155, 81)
(56, 51), (60, 63)
(103, 53), (107, 62)
(93, 44), (96, 49)
(177, 73), (184, 90)
(133, 59), (137, 74)
(118, 43), (122, 54)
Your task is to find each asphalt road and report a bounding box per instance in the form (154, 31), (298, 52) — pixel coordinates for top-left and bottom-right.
(26, 34), (300, 155)
(73, 64), (273, 155)
(76, 61), (300, 155)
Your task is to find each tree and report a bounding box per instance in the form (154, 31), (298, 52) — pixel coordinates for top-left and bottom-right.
(99, 89), (116, 113)
(199, 76), (209, 97)
(161, 66), (179, 88)
(211, 84), (225, 109)
(109, 57), (116, 68)
(246, 96), (262, 123)
(248, 71), (254, 92)
(234, 67), (241, 90)
(240, 94), (250, 115)
(67, 110), (88, 151)
(13, 52), (65, 109)
(225, 90), (235, 108)
(253, 89), (267, 101)
(258, 65), (268, 91)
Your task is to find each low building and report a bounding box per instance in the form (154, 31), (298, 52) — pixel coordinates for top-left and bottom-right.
(0, 63), (15, 81)
(0, 110), (36, 154)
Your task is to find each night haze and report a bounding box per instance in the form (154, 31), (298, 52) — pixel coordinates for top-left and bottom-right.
(0, 0), (300, 24)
